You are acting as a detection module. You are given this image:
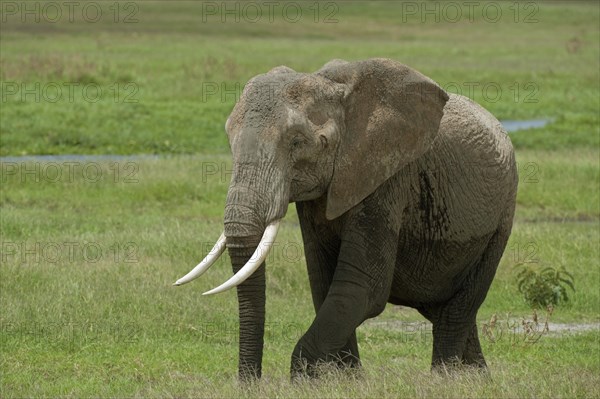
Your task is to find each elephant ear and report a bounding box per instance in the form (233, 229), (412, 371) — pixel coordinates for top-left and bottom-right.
(316, 58), (449, 220)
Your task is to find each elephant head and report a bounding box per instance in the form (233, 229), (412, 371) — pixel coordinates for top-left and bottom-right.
(175, 58), (449, 380)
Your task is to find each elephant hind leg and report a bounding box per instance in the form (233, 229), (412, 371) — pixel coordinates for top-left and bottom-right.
(462, 323), (486, 368)
(429, 314), (489, 373)
(431, 322), (487, 370)
(430, 223), (512, 371)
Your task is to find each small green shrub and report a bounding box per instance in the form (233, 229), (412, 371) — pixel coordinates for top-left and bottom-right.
(516, 265), (575, 309)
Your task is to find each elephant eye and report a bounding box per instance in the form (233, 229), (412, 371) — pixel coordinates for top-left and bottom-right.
(290, 133), (309, 152)
(291, 136), (304, 149)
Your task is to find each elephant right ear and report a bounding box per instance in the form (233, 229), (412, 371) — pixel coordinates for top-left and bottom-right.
(316, 58), (449, 220)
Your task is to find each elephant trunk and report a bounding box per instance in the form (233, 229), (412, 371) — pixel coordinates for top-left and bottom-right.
(221, 162), (287, 380)
(227, 239), (266, 380)
(224, 183), (268, 381)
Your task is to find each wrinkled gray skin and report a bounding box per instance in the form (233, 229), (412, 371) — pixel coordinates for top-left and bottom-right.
(221, 58), (517, 380)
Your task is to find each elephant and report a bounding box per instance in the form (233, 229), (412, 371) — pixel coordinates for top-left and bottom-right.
(175, 58), (518, 380)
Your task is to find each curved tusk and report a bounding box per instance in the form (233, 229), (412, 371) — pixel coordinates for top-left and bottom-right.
(173, 233), (226, 286)
(202, 221), (280, 296)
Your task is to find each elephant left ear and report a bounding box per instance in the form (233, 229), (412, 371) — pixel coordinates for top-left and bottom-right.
(316, 58), (449, 220)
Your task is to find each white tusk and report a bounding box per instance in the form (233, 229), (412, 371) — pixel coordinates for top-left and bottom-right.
(173, 233), (226, 286)
(202, 221), (280, 296)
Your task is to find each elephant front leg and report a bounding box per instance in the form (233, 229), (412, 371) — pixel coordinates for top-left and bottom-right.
(296, 202), (361, 374)
(303, 246), (362, 372)
(291, 276), (369, 378)
(291, 214), (397, 378)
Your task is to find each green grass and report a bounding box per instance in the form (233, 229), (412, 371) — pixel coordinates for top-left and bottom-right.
(1, 1), (599, 155)
(1, 151), (598, 397)
(1, 1), (599, 398)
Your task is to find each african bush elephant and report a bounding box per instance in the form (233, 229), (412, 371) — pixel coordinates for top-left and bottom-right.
(175, 58), (518, 380)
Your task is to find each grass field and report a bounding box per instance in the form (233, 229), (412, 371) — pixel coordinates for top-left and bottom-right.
(1, 1), (599, 398)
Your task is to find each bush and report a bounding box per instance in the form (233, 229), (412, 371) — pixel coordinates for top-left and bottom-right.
(516, 265), (575, 309)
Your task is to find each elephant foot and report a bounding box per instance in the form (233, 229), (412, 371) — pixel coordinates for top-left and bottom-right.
(290, 342), (362, 381)
(291, 360), (363, 382)
(237, 366), (262, 384)
(431, 357), (489, 378)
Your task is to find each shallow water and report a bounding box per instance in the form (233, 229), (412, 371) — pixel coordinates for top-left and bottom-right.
(501, 119), (550, 132)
